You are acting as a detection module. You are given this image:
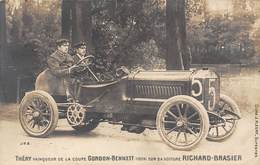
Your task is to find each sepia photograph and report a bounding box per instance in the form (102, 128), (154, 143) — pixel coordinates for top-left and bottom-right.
(0, 0), (259, 164)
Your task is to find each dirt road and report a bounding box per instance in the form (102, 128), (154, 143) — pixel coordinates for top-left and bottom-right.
(0, 103), (259, 165)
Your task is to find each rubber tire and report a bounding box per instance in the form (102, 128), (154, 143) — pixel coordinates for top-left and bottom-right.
(206, 94), (240, 141)
(72, 120), (99, 133)
(156, 95), (210, 150)
(19, 90), (59, 137)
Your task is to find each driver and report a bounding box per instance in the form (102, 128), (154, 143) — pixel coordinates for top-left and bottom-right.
(72, 41), (98, 82)
(73, 41), (98, 70)
(73, 41), (89, 62)
(47, 39), (81, 102)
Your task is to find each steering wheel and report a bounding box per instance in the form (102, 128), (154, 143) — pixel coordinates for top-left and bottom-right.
(73, 55), (95, 74)
(76, 55), (95, 66)
(73, 55), (102, 82)
(70, 55), (95, 76)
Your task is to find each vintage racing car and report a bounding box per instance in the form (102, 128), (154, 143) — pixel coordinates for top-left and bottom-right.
(19, 56), (241, 150)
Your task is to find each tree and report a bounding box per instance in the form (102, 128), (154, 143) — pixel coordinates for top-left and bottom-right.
(0, 0), (7, 102)
(61, 0), (72, 39)
(166, 0), (190, 70)
(72, 0), (93, 52)
(62, 0), (93, 52)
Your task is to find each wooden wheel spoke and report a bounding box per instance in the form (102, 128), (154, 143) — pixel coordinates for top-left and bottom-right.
(187, 111), (198, 120)
(32, 121), (36, 128)
(29, 120), (34, 128)
(39, 103), (48, 113)
(39, 100), (47, 110)
(29, 104), (38, 112)
(167, 110), (178, 120)
(187, 122), (200, 126)
(28, 104), (35, 111)
(35, 98), (40, 108)
(175, 129), (181, 143)
(166, 126), (178, 135)
(41, 112), (50, 116)
(24, 112), (33, 116)
(35, 98), (42, 108)
(216, 127), (219, 136)
(27, 106), (34, 111)
(184, 132), (188, 144)
(31, 100), (38, 109)
(163, 120), (176, 124)
(222, 125), (228, 132)
(27, 117), (34, 123)
(183, 104), (189, 118)
(187, 127), (198, 137)
(176, 104), (182, 117)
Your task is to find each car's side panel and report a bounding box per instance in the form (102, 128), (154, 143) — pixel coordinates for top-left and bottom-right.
(79, 78), (128, 113)
(35, 69), (66, 95)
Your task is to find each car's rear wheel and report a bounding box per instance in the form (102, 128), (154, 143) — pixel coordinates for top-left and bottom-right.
(156, 95), (209, 150)
(72, 119), (99, 133)
(19, 90), (58, 137)
(207, 94), (240, 141)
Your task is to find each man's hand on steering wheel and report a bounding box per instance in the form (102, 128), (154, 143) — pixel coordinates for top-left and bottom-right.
(70, 56), (95, 73)
(76, 55), (95, 66)
(69, 55), (96, 78)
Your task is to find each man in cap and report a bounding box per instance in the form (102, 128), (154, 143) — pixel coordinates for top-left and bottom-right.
(47, 39), (81, 102)
(73, 41), (115, 83)
(73, 41), (88, 62)
(73, 41), (97, 81)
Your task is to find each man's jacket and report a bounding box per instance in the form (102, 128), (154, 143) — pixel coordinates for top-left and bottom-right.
(47, 50), (74, 77)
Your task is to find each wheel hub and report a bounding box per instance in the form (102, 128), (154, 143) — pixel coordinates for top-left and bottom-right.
(176, 118), (187, 127)
(33, 111), (40, 118)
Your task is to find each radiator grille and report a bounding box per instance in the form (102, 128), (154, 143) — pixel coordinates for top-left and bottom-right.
(132, 81), (187, 99)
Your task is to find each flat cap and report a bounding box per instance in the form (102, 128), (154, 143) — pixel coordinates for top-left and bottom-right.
(56, 39), (70, 46)
(74, 41), (87, 49)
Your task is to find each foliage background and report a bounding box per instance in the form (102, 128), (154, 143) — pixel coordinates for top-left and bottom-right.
(5, 0), (260, 76)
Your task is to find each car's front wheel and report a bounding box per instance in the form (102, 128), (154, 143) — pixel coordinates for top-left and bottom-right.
(156, 95), (209, 150)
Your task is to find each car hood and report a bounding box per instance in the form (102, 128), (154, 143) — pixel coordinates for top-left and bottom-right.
(128, 70), (193, 81)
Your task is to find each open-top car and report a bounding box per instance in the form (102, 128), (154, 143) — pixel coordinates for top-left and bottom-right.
(19, 56), (241, 150)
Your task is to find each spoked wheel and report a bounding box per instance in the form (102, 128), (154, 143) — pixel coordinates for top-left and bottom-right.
(207, 94), (240, 141)
(19, 90), (58, 137)
(156, 95), (209, 150)
(72, 119), (99, 133)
